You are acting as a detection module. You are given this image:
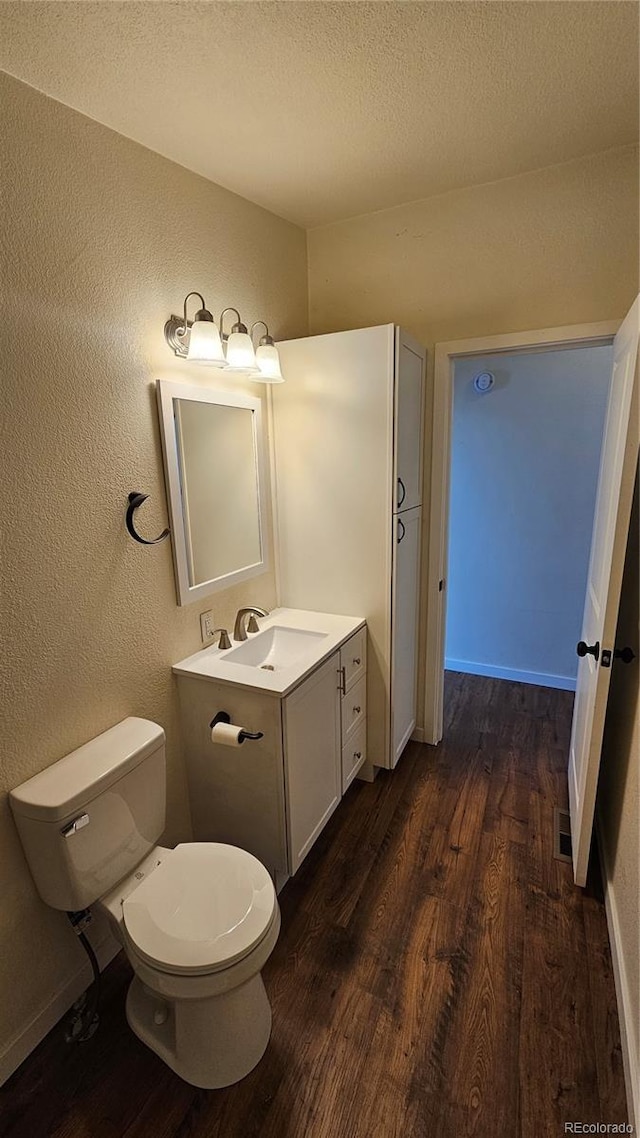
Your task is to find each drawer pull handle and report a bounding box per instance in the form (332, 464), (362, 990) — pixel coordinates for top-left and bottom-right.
(353, 657), (361, 665)
(338, 666), (346, 695)
(353, 706), (361, 714)
(354, 751), (362, 760)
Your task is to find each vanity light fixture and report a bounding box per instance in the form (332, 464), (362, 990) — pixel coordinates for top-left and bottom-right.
(219, 308), (260, 374)
(164, 293), (227, 366)
(250, 322), (285, 384)
(164, 295), (284, 381)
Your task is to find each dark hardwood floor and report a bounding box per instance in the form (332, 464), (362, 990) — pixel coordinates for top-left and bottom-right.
(0, 674), (626, 1137)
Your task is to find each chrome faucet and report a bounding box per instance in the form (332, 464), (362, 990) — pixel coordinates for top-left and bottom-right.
(233, 606), (269, 642)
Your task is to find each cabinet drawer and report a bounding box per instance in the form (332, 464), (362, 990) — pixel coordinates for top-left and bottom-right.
(341, 672), (366, 743)
(340, 627), (367, 692)
(342, 722), (367, 793)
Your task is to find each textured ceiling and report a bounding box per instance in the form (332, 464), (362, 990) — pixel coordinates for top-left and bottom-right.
(0, 1), (637, 228)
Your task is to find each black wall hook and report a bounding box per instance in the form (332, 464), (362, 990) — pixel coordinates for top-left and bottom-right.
(125, 492), (170, 545)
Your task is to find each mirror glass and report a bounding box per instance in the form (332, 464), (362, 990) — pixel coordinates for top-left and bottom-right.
(157, 381), (269, 605)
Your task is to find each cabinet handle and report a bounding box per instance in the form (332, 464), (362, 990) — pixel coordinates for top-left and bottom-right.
(397, 477), (406, 508)
(338, 666), (346, 695)
(397, 518), (406, 544)
(353, 657), (361, 665)
(353, 705), (361, 714)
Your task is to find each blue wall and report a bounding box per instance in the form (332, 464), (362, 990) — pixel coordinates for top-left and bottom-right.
(445, 345), (612, 689)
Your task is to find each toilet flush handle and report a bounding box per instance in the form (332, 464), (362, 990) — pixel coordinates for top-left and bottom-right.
(61, 813), (90, 837)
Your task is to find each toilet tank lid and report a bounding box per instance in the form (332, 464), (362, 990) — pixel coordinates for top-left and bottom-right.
(9, 718), (165, 823)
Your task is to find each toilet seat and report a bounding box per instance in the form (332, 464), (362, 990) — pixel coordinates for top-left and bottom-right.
(122, 842), (277, 976)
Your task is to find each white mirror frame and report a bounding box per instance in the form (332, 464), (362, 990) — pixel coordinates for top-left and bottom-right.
(157, 379), (270, 606)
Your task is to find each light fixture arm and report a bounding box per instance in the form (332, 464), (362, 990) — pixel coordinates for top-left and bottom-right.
(179, 291), (208, 336)
(250, 320), (274, 347)
(219, 307), (246, 340)
(164, 291), (216, 357)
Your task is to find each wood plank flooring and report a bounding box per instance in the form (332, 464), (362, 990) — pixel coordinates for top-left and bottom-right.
(0, 674), (627, 1137)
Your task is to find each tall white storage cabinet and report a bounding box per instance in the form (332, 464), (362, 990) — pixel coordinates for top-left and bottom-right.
(273, 325), (425, 770)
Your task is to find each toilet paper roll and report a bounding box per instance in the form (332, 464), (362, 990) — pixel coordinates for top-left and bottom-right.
(210, 721), (245, 747)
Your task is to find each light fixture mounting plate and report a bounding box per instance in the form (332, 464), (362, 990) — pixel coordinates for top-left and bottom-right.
(164, 315), (190, 358)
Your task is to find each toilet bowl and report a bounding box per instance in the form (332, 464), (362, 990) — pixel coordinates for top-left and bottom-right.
(98, 841), (281, 1088)
(9, 717), (280, 1089)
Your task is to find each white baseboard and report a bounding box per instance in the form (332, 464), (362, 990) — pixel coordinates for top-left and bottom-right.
(597, 814), (638, 1128)
(410, 727), (425, 743)
(444, 657), (576, 692)
(0, 930), (121, 1087)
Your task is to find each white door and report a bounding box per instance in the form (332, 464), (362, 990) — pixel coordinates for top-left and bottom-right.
(283, 653), (342, 874)
(568, 296), (639, 886)
(390, 505), (422, 767)
(394, 330), (425, 512)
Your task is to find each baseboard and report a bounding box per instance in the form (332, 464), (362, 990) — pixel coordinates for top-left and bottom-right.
(444, 657), (576, 692)
(0, 930), (121, 1087)
(596, 814), (638, 1128)
(411, 727), (425, 743)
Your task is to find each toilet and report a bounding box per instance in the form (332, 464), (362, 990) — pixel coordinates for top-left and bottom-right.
(9, 717), (280, 1089)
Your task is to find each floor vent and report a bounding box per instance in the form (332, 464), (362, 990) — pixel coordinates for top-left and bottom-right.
(553, 807), (573, 863)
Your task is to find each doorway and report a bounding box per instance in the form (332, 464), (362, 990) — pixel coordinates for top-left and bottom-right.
(423, 320), (620, 747)
(444, 344), (612, 693)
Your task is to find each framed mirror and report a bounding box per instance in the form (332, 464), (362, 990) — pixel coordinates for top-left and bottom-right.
(157, 380), (269, 605)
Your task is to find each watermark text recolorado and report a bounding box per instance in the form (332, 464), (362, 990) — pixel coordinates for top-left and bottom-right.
(564, 1126), (633, 1134)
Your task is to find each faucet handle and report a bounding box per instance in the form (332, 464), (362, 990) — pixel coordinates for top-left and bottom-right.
(211, 628), (231, 650)
(247, 614), (261, 634)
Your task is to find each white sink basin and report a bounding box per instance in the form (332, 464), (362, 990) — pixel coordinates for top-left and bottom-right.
(172, 608), (365, 696)
(223, 626), (327, 671)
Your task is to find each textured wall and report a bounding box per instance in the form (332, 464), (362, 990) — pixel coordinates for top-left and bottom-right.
(0, 72), (307, 1063)
(308, 145), (639, 344)
(447, 347), (611, 687)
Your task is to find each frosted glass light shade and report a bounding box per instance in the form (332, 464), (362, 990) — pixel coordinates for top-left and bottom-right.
(186, 320), (226, 366)
(255, 343), (285, 383)
(225, 331), (259, 373)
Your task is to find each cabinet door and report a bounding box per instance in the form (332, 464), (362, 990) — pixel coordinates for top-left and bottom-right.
(283, 654), (342, 874)
(394, 330), (425, 512)
(390, 506), (422, 767)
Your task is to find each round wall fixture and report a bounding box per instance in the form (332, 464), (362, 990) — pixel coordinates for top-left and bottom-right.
(473, 371), (495, 393)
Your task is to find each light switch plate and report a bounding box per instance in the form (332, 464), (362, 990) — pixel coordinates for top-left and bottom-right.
(200, 610), (215, 644)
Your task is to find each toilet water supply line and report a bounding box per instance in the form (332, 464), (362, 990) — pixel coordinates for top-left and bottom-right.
(65, 910), (101, 1042)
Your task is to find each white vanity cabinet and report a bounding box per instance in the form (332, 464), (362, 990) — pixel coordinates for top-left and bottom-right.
(175, 624), (367, 883)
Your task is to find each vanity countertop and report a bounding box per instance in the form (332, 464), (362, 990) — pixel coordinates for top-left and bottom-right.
(172, 607), (365, 697)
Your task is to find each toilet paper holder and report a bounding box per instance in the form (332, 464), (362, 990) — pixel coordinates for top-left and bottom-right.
(210, 711), (264, 743)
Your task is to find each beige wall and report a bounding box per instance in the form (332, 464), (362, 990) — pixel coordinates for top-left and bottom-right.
(308, 145), (639, 344)
(0, 72), (307, 1067)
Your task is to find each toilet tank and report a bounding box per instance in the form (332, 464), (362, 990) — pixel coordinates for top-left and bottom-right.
(10, 718), (166, 912)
